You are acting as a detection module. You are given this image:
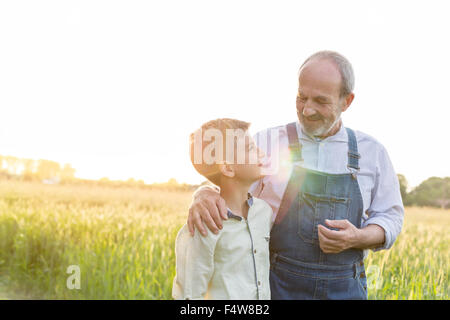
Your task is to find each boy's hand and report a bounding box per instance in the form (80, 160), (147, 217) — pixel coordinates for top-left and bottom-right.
(188, 186), (228, 237)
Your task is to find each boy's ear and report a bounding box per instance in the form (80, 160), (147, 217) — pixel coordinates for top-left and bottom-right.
(219, 163), (235, 178)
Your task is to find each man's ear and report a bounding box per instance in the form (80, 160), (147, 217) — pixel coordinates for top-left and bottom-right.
(219, 163), (235, 178)
(341, 92), (355, 112)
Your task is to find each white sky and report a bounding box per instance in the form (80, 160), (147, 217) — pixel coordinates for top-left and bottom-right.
(1, 0), (449, 188)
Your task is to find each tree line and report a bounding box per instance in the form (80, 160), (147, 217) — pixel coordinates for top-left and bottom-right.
(398, 174), (449, 209)
(0, 154), (448, 206)
(0, 155), (196, 191)
(0, 155), (76, 182)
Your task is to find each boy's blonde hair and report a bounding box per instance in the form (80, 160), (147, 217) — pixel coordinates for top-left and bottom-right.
(189, 118), (251, 185)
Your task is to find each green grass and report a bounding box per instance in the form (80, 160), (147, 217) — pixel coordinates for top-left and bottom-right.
(365, 207), (449, 299)
(0, 180), (448, 299)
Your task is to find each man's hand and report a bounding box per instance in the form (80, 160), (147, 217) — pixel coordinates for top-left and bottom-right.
(187, 187), (228, 237)
(318, 219), (386, 253)
(317, 219), (361, 253)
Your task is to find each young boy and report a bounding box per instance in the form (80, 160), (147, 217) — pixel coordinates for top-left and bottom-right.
(172, 118), (273, 300)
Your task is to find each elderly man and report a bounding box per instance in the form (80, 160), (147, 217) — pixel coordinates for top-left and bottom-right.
(187, 51), (404, 299)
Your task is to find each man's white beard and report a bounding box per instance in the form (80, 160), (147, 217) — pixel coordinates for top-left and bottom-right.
(305, 114), (342, 137)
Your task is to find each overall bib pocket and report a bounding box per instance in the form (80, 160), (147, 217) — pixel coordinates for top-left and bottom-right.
(298, 191), (351, 244)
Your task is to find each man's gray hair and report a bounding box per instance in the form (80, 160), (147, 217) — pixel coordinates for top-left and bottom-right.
(299, 50), (355, 97)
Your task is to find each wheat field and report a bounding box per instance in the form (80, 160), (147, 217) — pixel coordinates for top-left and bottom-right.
(0, 180), (448, 299)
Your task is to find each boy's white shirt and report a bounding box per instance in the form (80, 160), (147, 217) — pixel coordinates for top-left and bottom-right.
(172, 197), (273, 300)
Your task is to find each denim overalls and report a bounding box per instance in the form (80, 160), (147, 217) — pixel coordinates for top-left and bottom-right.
(269, 122), (368, 300)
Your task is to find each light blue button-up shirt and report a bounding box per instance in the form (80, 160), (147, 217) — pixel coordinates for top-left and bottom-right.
(250, 121), (404, 253)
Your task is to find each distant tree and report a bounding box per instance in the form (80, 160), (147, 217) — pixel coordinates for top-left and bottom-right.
(4, 156), (20, 175)
(167, 178), (178, 185)
(127, 178), (136, 185)
(36, 159), (61, 180)
(435, 198), (450, 209)
(409, 177), (450, 208)
(22, 159), (37, 181)
(397, 174), (412, 206)
(61, 163), (76, 181)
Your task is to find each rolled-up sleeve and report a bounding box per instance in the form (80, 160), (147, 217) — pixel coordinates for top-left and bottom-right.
(172, 225), (219, 300)
(362, 145), (404, 251)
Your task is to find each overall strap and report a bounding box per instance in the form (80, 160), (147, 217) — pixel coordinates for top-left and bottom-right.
(274, 122), (305, 225)
(345, 127), (360, 171)
(286, 122), (303, 163)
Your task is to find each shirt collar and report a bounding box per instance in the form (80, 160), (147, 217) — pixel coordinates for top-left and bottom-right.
(295, 120), (348, 143)
(226, 193), (253, 221)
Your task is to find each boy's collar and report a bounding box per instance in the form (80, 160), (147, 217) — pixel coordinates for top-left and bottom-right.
(226, 193), (253, 221)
